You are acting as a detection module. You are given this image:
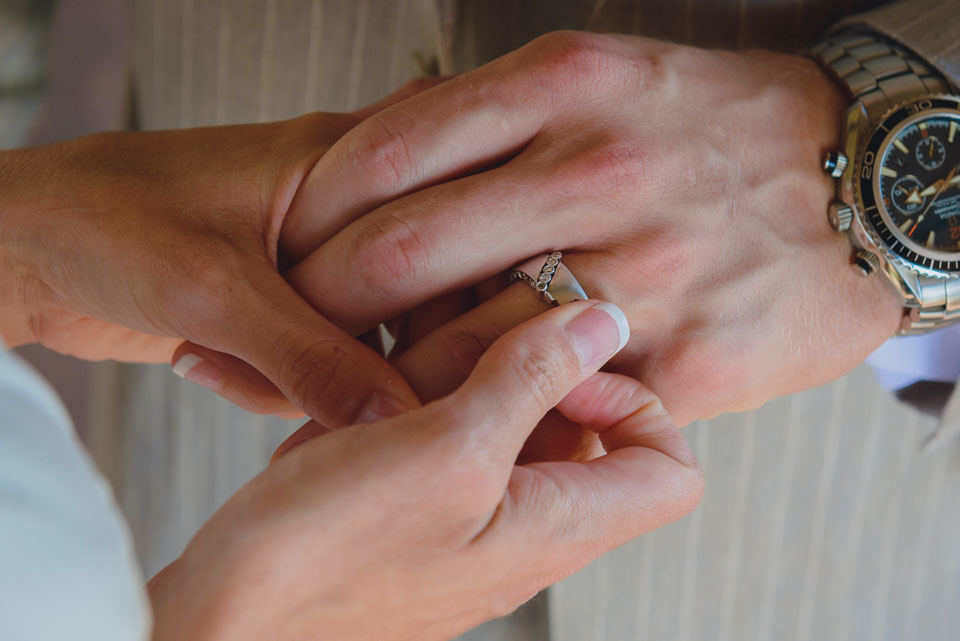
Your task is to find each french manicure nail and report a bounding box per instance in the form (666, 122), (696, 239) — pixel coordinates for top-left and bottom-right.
(595, 302), (631, 353)
(356, 393), (410, 424)
(172, 354), (222, 392)
(565, 301), (631, 369)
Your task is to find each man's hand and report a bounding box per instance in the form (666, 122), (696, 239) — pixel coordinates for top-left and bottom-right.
(0, 114), (420, 426)
(147, 301), (703, 641)
(281, 31), (904, 425)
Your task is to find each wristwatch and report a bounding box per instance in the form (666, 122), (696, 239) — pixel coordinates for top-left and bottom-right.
(812, 31), (960, 334)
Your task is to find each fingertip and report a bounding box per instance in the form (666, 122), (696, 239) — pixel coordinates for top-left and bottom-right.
(170, 342), (303, 416)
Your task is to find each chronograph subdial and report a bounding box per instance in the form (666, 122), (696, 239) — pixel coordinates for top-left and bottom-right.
(889, 175), (926, 215)
(875, 112), (960, 257)
(916, 136), (946, 171)
(859, 99), (960, 271)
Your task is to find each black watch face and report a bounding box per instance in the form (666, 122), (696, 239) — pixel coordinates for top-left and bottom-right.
(877, 115), (960, 250)
(859, 97), (960, 272)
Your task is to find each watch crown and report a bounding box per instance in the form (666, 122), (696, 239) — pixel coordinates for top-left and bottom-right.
(823, 151), (849, 178)
(854, 249), (881, 276)
(828, 202), (854, 232)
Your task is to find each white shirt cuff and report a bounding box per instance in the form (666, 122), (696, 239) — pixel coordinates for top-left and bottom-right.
(866, 323), (960, 390)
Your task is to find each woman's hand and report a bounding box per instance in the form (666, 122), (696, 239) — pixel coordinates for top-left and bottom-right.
(0, 114), (420, 426)
(146, 300), (702, 641)
(280, 32), (904, 425)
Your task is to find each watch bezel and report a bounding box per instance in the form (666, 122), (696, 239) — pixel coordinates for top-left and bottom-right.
(855, 95), (960, 275)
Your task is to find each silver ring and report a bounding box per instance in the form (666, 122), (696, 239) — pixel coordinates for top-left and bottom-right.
(509, 251), (588, 305)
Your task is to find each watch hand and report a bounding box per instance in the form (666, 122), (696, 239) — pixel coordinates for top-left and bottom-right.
(906, 188), (923, 204)
(918, 164), (960, 200)
(907, 215), (926, 238)
(914, 167), (958, 228)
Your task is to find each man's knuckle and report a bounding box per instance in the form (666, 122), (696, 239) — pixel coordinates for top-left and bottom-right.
(536, 31), (605, 76)
(528, 31), (627, 94)
(351, 211), (426, 300)
(348, 113), (415, 191)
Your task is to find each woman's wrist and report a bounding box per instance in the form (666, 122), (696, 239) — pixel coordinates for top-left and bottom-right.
(0, 149), (37, 347)
(0, 304), (32, 347)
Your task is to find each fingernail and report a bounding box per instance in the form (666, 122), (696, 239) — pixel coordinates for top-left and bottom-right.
(565, 301), (631, 369)
(172, 354), (222, 392)
(356, 393), (410, 424)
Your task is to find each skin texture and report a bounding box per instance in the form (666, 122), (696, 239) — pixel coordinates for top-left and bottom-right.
(0, 31), (909, 639)
(0, 73), (703, 638)
(0, 94), (703, 639)
(3, 34), (903, 428)
(147, 301), (703, 641)
(277, 32), (904, 426)
(0, 113), (423, 428)
(0, 75), (451, 424)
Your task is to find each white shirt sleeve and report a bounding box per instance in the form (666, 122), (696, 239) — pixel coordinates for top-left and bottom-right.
(0, 346), (151, 641)
(867, 323), (960, 390)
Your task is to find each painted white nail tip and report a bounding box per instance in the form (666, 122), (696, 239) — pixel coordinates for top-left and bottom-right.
(593, 302), (631, 354)
(172, 353), (205, 379)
